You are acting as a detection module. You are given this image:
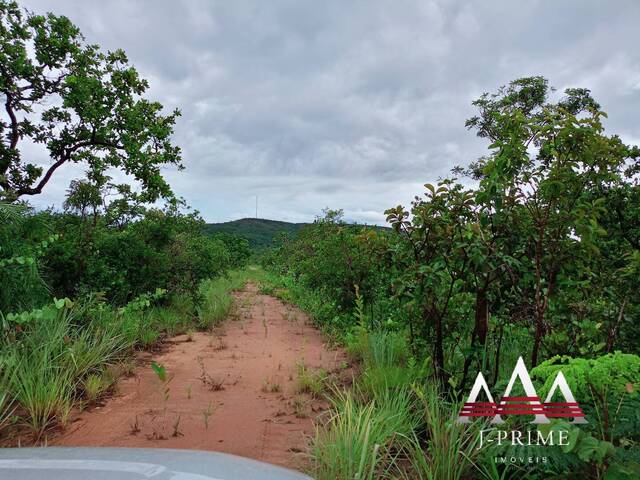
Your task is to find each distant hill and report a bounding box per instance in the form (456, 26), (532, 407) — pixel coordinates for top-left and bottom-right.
(204, 218), (308, 250)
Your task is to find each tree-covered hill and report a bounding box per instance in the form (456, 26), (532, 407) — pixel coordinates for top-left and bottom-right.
(204, 218), (308, 250)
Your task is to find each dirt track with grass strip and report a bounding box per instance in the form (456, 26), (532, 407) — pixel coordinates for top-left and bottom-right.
(51, 282), (346, 470)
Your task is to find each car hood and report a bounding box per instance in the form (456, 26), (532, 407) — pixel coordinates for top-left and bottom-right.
(0, 447), (313, 480)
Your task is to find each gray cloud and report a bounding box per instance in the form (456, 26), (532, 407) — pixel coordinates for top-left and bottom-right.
(22, 0), (640, 224)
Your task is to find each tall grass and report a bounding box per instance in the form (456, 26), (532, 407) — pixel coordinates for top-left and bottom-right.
(0, 360), (15, 432)
(7, 348), (76, 435)
(402, 384), (486, 480)
(347, 327), (422, 400)
(1, 299), (130, 436)
(310, 387), (419, 480)
(308, 295), (492, 479)
(347, 327), (408, 368)
(66, 323), (130, 379)
(364, 331), (409, 368)
(197, 270), (248, 329)
(360, 363), (420, 400)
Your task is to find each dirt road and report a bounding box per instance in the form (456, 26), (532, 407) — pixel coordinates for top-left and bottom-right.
(52, 283), (344, 470)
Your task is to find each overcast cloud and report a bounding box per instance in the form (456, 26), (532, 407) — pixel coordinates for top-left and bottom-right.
(22, 0), (640, 224)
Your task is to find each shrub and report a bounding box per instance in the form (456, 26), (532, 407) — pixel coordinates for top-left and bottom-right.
(42, 208), (234, 306)
(0, 203), (52, 314)
(530, 353), (640, 478)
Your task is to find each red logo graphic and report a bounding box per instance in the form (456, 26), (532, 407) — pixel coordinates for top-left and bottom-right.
(458, 357), (586, 424)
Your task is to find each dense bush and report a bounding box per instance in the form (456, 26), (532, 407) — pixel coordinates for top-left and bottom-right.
(37, 206), (232, 306)
(262, 209), (400, 332)
(210, 232), (252, 269)
(0, 204), (52, 313)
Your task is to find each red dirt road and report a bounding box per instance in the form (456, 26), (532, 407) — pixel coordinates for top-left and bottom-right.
(51, 283), (344, 470)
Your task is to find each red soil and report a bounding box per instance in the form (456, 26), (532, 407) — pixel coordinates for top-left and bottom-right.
(50, 283), (345, 470)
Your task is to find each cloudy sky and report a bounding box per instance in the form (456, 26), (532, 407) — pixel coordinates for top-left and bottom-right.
(23, 0), (640, 224)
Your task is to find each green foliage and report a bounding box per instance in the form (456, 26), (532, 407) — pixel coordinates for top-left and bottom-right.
(24, 201), (233, 307)
(531, 354), (639, 410)
(361, 330), (410, 370)
(197, 270), (248, 329)
(531, 353), (640, 461)
(210, 232), (252, 268)
(120, 288), (167, 315)
(309, 387), (419, 480)
(347, 328), (420, 399)
(0, 0), (181, 201)
(2, 197), (234, 315)
(1, 297), (129, 435)
(262, 209), (398, 337)
(255, 267), (350, 338)
(263, 77), (640, 479)
(559, 423), (614, 468)
(0, 203), (52, 313)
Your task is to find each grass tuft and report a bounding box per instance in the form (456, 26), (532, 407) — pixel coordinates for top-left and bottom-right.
(197, 271), (248, 329)
(309, 387), (418, 480)
(296, 362), (327, 398)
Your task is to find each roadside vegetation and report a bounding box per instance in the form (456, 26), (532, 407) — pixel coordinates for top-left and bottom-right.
(0, 0), (251, 443)
(0, 200), (252, 441)
(0, 1), (638, 478)
(260, 78), (640, 479)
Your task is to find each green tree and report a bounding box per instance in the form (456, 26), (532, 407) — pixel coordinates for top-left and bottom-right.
(467, 77), (639, 365)
(386, 180), (476, 385)
(211, 232), (251, 268)
(0, 0), (181, 201)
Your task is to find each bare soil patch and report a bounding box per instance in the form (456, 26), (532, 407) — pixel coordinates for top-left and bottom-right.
(49, 282), (346, 470)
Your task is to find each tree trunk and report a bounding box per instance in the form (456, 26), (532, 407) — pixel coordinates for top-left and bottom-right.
(461, 288), (489, 389)
(424, 306), (447, 387)
(531, 311), (544, 366)
(493, 323), (504, 385)
(475, 290), (489, 346)
(606, 296), (628, 353)
(434, 311), (447, 386)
